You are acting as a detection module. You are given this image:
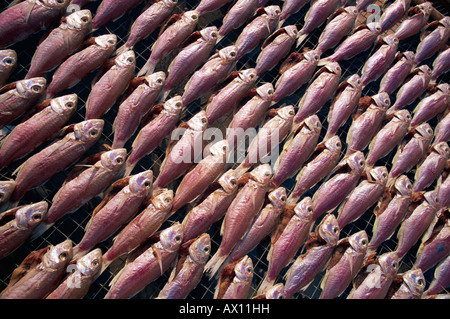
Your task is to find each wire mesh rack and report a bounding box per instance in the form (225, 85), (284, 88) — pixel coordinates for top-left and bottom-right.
(0, 0), (449, 300)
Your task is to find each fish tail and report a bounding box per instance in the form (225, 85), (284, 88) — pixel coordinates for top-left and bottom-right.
(30, 222), (53, 242)
(216, 34), (225, 44)
(257, 275), (275, 295)
(124, 160), (136, 178)
(115, 43), (131, 56)
(100, 257), (112, 275)
(317, 57), (330, 66)
(71, 245), (88, 261)
(162, 89), (171, 102)
(137, 59), (156, 77)
(277, 19), (285, 29)
(296, 32), (307, 48)
(204, 250), (228, 279)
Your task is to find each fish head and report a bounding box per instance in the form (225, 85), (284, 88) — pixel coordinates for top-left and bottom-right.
(15, 201), (48, 229)
(293, 197), (314, 222)
(152, 188), (174, 212)
(401, 269), (426, 297)
(77, 248), (102, 277)
(402, 51), (416, 64)
(344, 6), (359, 17)
(42, 239), (73, 270)
(415, 122), (434, 141)
(440, 16), (450, 28)
(268, 187), (287, 209)
(66, 9), (92, 30)
(369, 166), (389, 185)
(371, 92), (391, 111)
(324, 135), (342, 154)
(218, 169), (239, 194)
(50, 93), (77, 116)
(0, 181), (16, 203)
(382, 34), (399, 48)
(116, 50), (136, 68)
(73, 119), (104, 142)
(129, 170), (153, 196)
(377, 251), (400, 277)
(264, 5), (282, 19)
(367, 22), (382, 34)
(346, 73), (363, 90)
(16, 77), (46, 99)
(304, 50), (321, 66)
(303, 114), (322, 136)
(163, 95), (184, 115)
(324, 61), (342, 77)
(162, 0), (178, 8)
(423, 189), (441, 209)
(276, 105), (295, 121)
(209, 139), (228, 160)
(348, 230), (369, 254)
(256, 83), (274, 101)
(159, 222), (184, 252)
(42, 0), (69, 9)
(250, 164), (272, 185)
(317, 214), (340, 246)
(145, 71), (166, 90)
(95, 34), (117, 49)
(394, 175), (413, 197)
(392, 109), (412, 124)
(265, 283), (284, 299)
(238, 68), (258, 84)
(182, 10), (200, 24)
(284, 25), (298, 39)
(219, 45), (238, 63)
(346, 151), (366, 174)
(234, 256), (254, 283)
(418, 1), (434, 17)
(100, 148), (127, 171)
(200, 26), (219, 43)
(416, 64), (432, 77)
(188, 233), (211, 264)
(437, 83), (450, 96)
(187, 110), (208, 131)
(0, 49), (17, 69)
(432, 141), (450, 158)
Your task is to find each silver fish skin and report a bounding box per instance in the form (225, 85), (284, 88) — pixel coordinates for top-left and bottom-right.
(112, 72), (166, 149)
(279, 0), (310, 27)
(218, 0), (259, 38)
(315, 6), (358, 56)
(0, 49), (17, 87)
(206, 68), (258, 124)
(379, 51), (415, 95)
(11, 119), (104, 203)
(434, 111), (450, 145)
(287, 135), (342, 205)
(102, 189), (174, 270)
(283, 214), (340, 299)
(423, 255), (450, 297)
(0, 77), (47, 129)
(413, 141), (449, 192)
(182, 45), (238, 107)
(347, 251), (400, 299)
(379, 0), (411, 33)
(0, 94), (77, 170)
(92, 0), (144, 30)
(394, 2), (433, 41)
(258, 197), (314, 294)
(271, 115), (322, 188)
(26, 9), (93, 79)
(0, 181), (16, 209)
(85, 50), (136, 120)
(157, 233), (211, 299)
(337, 166), (388, 229)
(215, 255), (254, 299)
(46, 34), (118, 98)
(72, 170), (153, 260)
(367, 175), (413, 252)
(320, 230), (369, 299)
(0, 239), (73, 299)
(430, 47), (450, 84)
(415, 16), (450, 65)
(229, 187), (287, 263)
(411, 83), (450, 128)
(195, 0), (233, 15)
(361, 35), (399, 88)
(0, 202), (48, 260)
(391, 268), (425, 299)
(104, 222), (184, 299)
(46, 248), (102, 299)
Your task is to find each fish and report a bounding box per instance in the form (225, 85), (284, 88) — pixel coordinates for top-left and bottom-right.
(157, 233), (211, 299)
(72, 170), (153, 260)
(101, 188), (174, 271)
(104, 222), (183, 299)
(257, 197), (314, 294)
(0, 49), (17, 87)
(258, 0), (269, 7)
(91, 0), (145, 30)
(336, 166), (388, 229)
(218, 0), (259, 38)
(11, 119), (104, 203)
(379, 0), (411, 33)
(195, 0), (233, 15)
(0, 239), (73, 299)
(0, 94), (77, 170)
(430, 47), (450, 84)
(437, 173), (450, 208)
(112, 71), (166, 149)
(0, 77), (47, 129)
(46, 34), (117, 99)
(25, 9), (93, 79)
(0, 0), (70, 49)
(0, 181), (16, 210)
(46, 248), (102, 299)
(360, 34), (399, 88)
(153, 110), (208, 190)
(315, 6), (358, 56)
(124, 96), (184, 177)
(286, 135), (342, 205)
(181, 45), (238, 107)
(415, 16), (450, 64)
(85, 50), (136, 120)
(422, 255), (450, 297)
(137, 10), (199, 76)
(319, 230), (369, 299)
(253, 283), (284, 299)
(347, 251), (400, 299)
(214, 255), (254, 299)
(0, 202), (48, 260)
(411, 83), (450, 128)
(434, 111), (450, 145)
(279, 0), (310, 27)
(390, 268), (425, 299)
(271, 115), (322, 188)
(283, 214), (340, 299)
(413, 141), (449, 192)
(394, 2), (433, 41)
(356, 0), (376, 12)
(379, 51), (416, 95)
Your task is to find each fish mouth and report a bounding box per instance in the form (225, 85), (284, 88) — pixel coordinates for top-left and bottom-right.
(145, 71), (166, 89)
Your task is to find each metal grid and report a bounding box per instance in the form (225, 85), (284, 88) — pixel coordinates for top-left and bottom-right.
(0, 0), (448, 299)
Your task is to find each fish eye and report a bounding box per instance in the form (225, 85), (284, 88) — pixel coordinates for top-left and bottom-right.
(382, 173), (387, 178)
(174, 235), (181, 242)
(144, 181), (150, 187)
(156, 78), (163, 84)
(201, 118), (207, 124)
(222, 145), (227, 151)
(385, 99), (389, 104)
(33, 214), (42, 221)
(57, 0), (63, 3)
(4, 58), (13, 65)
(336, 141), (341, 147)
(392, 262), (398, 269)
(92, 259), (99, 267)
(66, 102), (74, 108)
(246, 266), (252, 274)
(427, 129), (432, 134)
(108, 39), (115, 45)
(281, 196), (286, 202)
(175, 102), (182, 108)
(417, 278), (424, 286)
(59, 252), (68, 261)
(203, 246), (210, 253)
(81, 17), (89, 23)
(333, 227), (339, 234)
(361, 239), (368, 246)
(229, 51), (236, 57)
(307, 206), (313, 212)
(275, 9), (281, 15)
(376, 26), (381, 31)
(191, 14), (198, 20)
(264, 172), (271, 176)
(31, 85), (41, 92)
(211, 32), (218, 38)
(89, 130), (98, 137)
(289, 110), (295, 116)
(116, 157), (123, 164)
(230, 180), (237, 186)
(314, 55), (319, 60)
(359, 160), (364, 166)
(127, 57), (134, 63)
(267, 89), (274, 95)
(165, 197), (171, 203)
(249, 74), (255, 79)
(356, 79), (361, 84)
(406, 184), (412, 189)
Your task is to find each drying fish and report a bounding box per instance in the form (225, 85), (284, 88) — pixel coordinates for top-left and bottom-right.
(315, 6), (358, 55)
(0, 49), (17, 87)
(337, 166), (388, 229)
(92, 0), (145, 30)
(0, 181), (16, 210)
(214, 255), (253, 299)
(434, 111), (450, 145)
(367, 175), (413, 252)
(258, 197), (314, 294)
(0, 77), (46, 129)
(295, 0), (341, 48)
(46, 34), (117, 99)
(253, 283), (284, 299)
(390, 268), (425, 299)
(347, 251), (400, 299)
(171, 140), (228, 213)
(205, 164), (272, 278)
(153, 110), (208, 190)
(0, 0), (69, 49)
(255, 25), (298, 76)
(279, 0), (310, 27)
(182, 45), (238, 107)
(379, 51), (415, 95)
(271, 50), (320, 104)
(286, 135), (342, 205)
(70, 0), (91, 7)
(0, 202), (48, 260)
(46, 248), (102, 299)
(112, 71), (166, 149)
(379, 0), (411, 33)
(195, 0), (233, 15)
(235, 5), (281, 59)
(72, 170), (153, 260)
(102, 189), (174, 271)
(320, 230), (369, 299)
(0, 239), (72, 299)
(271, 115), (322, 188)
(105, 222), (183, 299)
(124, 96), (184, 177)
(258, 0), (269, 6)
(283, 214), (340, 299)
(394, 2), (433, 41)
(26, 9), (93, 79)
(361, 35), (399, 88)
(218, 0), (258, 38)
(323, 74), (363, 142)
(415, 16), (450, 64)
(411, 83), (449, 128)
(85, 50), (135, 120)
(137, 10), (199, 76)
(205, 68), (258, 124)
(437, 173), (450, 208)
(423, 255), (450, 297)
(11, 119), (104, 203)
(0, 94), (77, 170)
(430, 47), (450, 84)
(413, 142), (449, 192)
(157, 233), (211, 299)
(356, 0), (376, 12)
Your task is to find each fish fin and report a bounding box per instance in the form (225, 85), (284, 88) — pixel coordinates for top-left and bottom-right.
(257, 276), (275, 295)
(29, 222), (53, 242)
(152, 246), (165, 276)
(317, 57), (330, 66)
(109, 266), (125, 287)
